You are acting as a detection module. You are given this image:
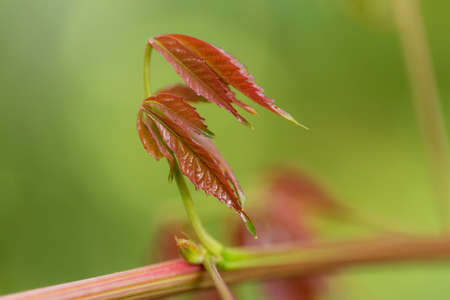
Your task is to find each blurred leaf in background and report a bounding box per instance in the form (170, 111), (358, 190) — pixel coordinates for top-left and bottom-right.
(1, 0), (450, 298)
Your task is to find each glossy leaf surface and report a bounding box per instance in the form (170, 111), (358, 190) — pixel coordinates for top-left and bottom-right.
(137, 110), (165, 161)
(139, 99), (245, 216)
(167, 34), (300, 124)
(149, 34), (303, 127)
(157, 84), (208, 103)
(145, 93), (214, 138)
(193, 134), (245, 202)
(149, 35), (251, 126)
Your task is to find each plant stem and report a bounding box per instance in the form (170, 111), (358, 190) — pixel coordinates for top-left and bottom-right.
(203, 255), (236, 300)
(173, 164), (224, 255)
(144, 42), (153, 98)
(221, 234), (450, 269)
(393, 0), (450, 232)
(4, 236), (450, 300)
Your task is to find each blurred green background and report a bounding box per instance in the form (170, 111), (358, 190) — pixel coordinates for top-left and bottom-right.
(1, 0), (450, 298)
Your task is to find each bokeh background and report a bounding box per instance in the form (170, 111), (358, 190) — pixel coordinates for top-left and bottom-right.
(1, 0), (450, 298)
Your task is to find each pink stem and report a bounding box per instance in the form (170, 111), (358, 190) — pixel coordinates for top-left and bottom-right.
(3, 236), (450, 300)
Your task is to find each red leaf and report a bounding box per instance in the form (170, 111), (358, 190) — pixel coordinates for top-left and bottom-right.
(142, 104), (244, 214)
(149, 35), (252, 126)
(158, 34), (303, 127)
(138, 95), (256, 235)
(137, 109), (166, 161)
(157, 84), (208, 103)
(145, 93), (214, 138)
(193, 134), (245, 202)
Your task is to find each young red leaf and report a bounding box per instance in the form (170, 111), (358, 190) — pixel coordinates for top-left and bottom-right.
(155, 118), (237, 206)
(143, 95), (240, 198)
(148, 35), (252, 126)
(138, 94), (256, 236)
(193, 133), (245, 202)
(157, 84), (256, 126)
(141, 102), (249, 217)
(157, 84), (208, 103)
(152, 34), (304, 127)
(145, 93), (214, 138)
(136, 110), (165, 161)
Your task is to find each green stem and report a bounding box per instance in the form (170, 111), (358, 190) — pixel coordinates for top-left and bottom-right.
(394, 0), (450, 232)
(144, 42), (153, 98)
(173, 165), (224, 255)
(220, 235), (450, 270)
(204, 255), (236, 300)
(221, 246), (257, 262)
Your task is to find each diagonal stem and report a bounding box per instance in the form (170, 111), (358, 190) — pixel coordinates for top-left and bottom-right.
(203, 255), (236, 300)
(173, 164), (224, 255)
(393, 0), (450, 232)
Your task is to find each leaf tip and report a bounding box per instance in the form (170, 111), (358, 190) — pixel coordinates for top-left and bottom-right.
(246, 106), (258, 115)
(284, 113), (309, 130)
(240, 212), (257, 238)
(204, 128), (216, 138)
(246, 221), (258, 239)
(168, 169), (174, 183)
(244, 120), (255, 130)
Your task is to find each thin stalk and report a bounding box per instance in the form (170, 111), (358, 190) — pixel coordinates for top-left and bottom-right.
(222, 234), (450, 269)
(203, 255), (236, 300)
(144, 42), (153, 98)
(173, 164), (224, 255)
(393, 0), (450, 231)
(4, 236), (450, 300)
(220, 205), (414, 261)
